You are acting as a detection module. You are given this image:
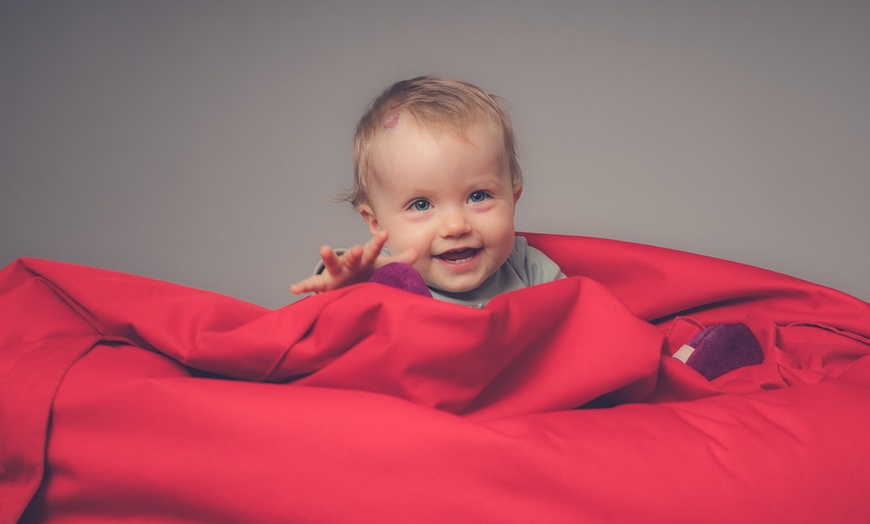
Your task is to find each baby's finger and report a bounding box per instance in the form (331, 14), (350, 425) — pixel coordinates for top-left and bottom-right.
(290, 282), (310, 294)
(290, 275), (323, 294)
(342, 245), (364, 272)
(361, 231), (388, 265)
(319, 246), (343, 275)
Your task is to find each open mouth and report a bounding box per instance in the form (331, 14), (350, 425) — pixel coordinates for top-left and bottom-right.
(436, 248), (480, 264)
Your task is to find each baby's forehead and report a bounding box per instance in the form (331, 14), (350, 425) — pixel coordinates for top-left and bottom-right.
(377, 111), (502, 145)
(367, 118), (509, 184)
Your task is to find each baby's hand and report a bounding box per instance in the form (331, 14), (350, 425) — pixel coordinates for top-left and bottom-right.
(290, 231), (417, 295)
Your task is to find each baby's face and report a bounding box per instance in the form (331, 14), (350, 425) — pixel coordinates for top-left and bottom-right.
(360, 115), (521, 294)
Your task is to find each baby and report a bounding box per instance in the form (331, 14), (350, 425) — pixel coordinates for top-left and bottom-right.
(290, 75), (765, 379)
(291, 75), (564, 307)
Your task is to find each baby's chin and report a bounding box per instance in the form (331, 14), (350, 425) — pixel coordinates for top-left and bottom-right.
(429, 283), (478, 294)
(423, 274), (490, 295)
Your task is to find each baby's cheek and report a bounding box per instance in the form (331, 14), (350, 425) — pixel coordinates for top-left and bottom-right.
(410, 258), (434, 285)
(494, 228), (517, 263)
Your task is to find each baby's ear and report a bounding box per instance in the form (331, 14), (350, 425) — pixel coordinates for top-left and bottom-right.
(512, 183), (523, 204)
(358, 204), (381, 236)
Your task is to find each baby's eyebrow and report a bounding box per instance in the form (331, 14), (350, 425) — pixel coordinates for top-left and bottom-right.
(383, 112), (400, 130)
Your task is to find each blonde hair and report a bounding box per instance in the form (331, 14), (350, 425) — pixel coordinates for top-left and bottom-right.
(346, 76), (522, 207)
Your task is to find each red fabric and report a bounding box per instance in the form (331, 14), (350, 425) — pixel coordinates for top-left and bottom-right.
(2, 233), (870, 522)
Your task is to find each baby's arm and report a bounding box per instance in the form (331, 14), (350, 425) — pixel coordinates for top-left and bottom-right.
(290, 231), (417, 294)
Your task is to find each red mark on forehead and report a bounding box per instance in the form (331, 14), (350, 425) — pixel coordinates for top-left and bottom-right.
(383, 112), (400, 130)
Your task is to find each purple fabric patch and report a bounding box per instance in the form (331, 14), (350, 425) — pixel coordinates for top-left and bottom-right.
(369, 263), (432, 297)
(685, 323), (764, 380)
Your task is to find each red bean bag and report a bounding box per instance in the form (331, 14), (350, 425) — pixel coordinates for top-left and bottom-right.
(2, 233), (869, 522)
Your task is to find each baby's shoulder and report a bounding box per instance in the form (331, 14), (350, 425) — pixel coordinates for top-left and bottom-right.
(506, 236), (565, 286)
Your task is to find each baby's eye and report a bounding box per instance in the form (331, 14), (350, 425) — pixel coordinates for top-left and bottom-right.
(468, 191), (489, 203)
(410, 199), (431, 211)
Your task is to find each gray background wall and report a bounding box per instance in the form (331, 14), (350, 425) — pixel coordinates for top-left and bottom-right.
(2, 1), (868, 309)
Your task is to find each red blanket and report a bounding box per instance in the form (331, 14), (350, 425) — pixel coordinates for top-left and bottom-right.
(3, 233), (870, 522)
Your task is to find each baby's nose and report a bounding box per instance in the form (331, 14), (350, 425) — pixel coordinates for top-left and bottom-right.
(439, 209), (472, 238)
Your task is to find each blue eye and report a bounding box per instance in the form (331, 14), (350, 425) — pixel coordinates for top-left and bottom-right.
(468, 191), (488, 203)
(411, 199), (431, 211)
